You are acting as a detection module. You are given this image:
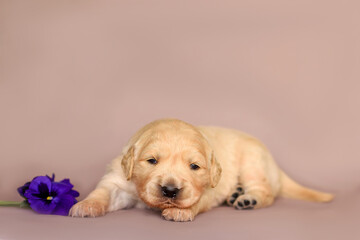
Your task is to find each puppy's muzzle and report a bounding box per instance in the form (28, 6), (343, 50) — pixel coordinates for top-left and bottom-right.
(161, 185), (180, 199)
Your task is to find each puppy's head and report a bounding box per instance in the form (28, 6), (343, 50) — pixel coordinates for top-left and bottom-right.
(121, 119), (221, 209)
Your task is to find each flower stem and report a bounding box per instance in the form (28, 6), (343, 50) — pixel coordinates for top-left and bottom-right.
(0, 201), (22, 207)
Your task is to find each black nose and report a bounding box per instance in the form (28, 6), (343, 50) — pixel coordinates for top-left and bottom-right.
(161, 185), (180, 198)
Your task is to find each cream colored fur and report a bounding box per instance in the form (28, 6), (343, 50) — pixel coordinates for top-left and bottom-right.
(69, 119), (334, 221)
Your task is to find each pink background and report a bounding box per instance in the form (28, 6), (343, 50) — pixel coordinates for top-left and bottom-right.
(0, 0), (359, 239)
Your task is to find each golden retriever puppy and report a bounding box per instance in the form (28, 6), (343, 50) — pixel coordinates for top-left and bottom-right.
(69, 119), (334, 221)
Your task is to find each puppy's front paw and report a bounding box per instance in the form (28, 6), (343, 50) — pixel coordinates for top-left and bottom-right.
(162, 208), (195, 222)
(69, 199), (107, 217)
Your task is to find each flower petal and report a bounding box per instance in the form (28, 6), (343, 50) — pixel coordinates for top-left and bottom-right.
(69, 189), (80, 198)
(59, 178), (74, 188)
(52, 194), (78, 216)
(59, 179), (79, 197)
(27, 198), (57, 214)
(46, 174), (55, 182)
(51, 182), (72, 196)
(17, 181), (31, 198)
(24, 176), (52, 199)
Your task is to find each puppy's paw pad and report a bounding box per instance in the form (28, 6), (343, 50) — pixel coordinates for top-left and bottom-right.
(69, 199), (107, 217)
(162, 208), (194, 222)
(235, 195), (258, 210)
(226, 184), (245, 205)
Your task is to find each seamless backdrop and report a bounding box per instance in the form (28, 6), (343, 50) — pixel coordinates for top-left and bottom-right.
(0, 1), (359, 240)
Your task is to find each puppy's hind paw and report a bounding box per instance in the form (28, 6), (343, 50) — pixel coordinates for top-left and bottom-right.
(235, 194), (258, 210)
(69, 199), (107, 217)
(227, 184), (245, 206)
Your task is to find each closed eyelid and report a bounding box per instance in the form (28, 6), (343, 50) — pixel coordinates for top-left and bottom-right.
(140, 152), (160, 160)
(188, 159), (206, 167)
(141, 156), (158, 161)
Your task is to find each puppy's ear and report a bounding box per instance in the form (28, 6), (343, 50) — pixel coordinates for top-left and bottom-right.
(121, 146), (134, 181)
(209, 152), (222, 188)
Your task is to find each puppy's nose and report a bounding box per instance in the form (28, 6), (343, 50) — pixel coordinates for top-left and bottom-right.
(161, 185), (180, 198)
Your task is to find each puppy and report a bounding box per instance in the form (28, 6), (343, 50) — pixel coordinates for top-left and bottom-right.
(70, 119), (334, 221)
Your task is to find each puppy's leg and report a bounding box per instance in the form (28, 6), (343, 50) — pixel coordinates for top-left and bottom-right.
(231, 149), (279, 210)
(69, 173), (136, 217)
(162, 201), (203, 222)
(69, 187), (110, 217)
(162, 208), (196, 222)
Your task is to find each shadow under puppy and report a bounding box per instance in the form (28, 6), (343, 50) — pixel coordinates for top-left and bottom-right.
(70, 119), (334, 221)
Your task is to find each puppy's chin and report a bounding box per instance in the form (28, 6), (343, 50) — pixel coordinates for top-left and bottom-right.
(141, 196), (199, 210)
(137, 185), (201, 210)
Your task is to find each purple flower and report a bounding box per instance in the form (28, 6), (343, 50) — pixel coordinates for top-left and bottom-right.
(18, 174), (79, 216)
(17, 174), (54, 200)
(17, 181), (31, 198)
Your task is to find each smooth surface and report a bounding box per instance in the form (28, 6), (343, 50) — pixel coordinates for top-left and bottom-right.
(0, 0), (359, 239)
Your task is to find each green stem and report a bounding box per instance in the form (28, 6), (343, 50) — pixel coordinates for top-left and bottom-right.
(0, 201), (22, 207)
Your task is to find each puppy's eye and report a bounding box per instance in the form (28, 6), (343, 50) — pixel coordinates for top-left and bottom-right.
(147, 158), (158, 165)
(190, 163), (200, 170)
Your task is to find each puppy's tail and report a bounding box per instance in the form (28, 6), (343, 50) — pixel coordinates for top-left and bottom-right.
(279, 171), (334, 202)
